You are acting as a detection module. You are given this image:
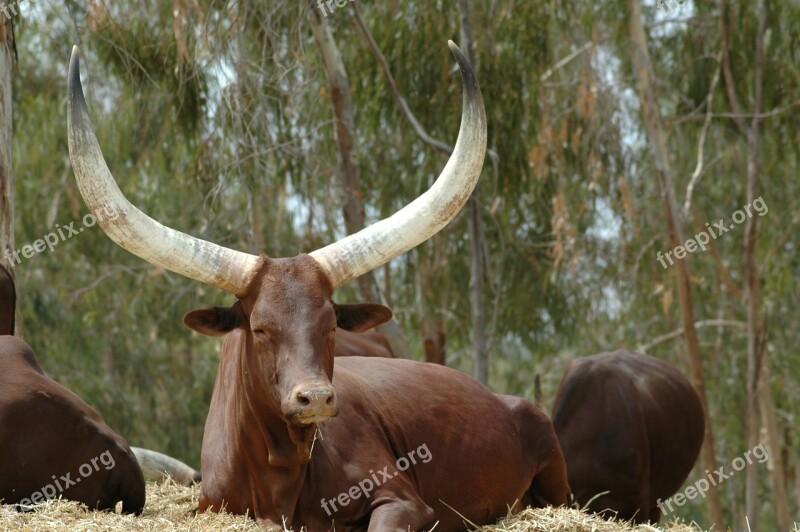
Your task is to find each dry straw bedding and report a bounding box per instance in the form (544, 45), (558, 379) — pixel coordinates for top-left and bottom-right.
(0, 480), (705, 531)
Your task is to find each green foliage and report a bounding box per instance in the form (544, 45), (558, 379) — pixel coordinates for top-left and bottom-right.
(6, 1), (798, 527)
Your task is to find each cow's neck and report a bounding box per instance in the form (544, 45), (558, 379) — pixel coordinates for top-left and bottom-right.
(220, 330), (315, 520)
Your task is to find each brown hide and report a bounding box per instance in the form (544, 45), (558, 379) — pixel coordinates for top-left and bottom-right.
(552, 350), (704, 524)
(201, 352), (569, 530)
(190, 256), (570, 530)
(0, 337), (145, 513)
(0, 264), (14, 335)
(333, 328), (395, 358)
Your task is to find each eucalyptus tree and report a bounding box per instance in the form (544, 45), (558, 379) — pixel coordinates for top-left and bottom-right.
(13, 10), (796, 527)
(0, 16), (14, 281)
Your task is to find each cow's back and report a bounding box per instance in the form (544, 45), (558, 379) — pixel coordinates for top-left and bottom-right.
(334, 328), (395, 358)
(0, 265), (15, 335)
(0, 337), (146, 513)
(552, 350), (703, 523)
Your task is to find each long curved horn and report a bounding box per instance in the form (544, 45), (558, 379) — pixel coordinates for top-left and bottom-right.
(67, 46), (260, 296)
(131, 447), (201, 486)
(309, 41), (487, 289)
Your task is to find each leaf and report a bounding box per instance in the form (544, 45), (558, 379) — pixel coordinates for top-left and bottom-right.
(661, 288), (674, 316)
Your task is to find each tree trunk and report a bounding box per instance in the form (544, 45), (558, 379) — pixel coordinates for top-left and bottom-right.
(742, 3), (790, 526)
(627, 0), (726, 526)
(760, 360), (792, 531)
(467, 194), (487, 382)
(306, 3), (410, 357)
(417, 243), (446, 365)
(792, 423), (800, 519)
(0, 18), (15, 303)
(237, 0), (265, 256)
(457, 0), (489, 385)
(743, 108), (763, 532)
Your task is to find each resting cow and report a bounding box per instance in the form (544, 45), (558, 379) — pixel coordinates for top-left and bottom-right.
(551, 350), (704, 523)
(67, 41), (570, 530)
(333, 328), (395, 358)
(0, 264), (15, 335)
(0, 336), (146, 513)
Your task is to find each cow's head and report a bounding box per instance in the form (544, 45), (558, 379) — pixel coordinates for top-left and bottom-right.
(181, 255), (392, 424)
(67, 41), (485, 426)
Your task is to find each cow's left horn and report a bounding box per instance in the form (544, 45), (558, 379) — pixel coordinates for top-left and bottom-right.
(131, 447), (201, 486)
(67, 46), (260, 296)
(309, 41), (487, 289)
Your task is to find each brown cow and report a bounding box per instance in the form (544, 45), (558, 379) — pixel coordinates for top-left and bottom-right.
(68, 41), (570, 530)
(551, 350), (704, 524)
(334, 328), (395, 358)
(0, 336), (146, 513)
(0, 264), (15, 335)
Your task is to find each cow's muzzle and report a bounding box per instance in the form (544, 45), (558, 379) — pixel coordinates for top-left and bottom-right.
(283, 383), (339, 425)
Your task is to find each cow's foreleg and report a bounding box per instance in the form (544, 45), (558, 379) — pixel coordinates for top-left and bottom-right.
(367, 492), (436, 532)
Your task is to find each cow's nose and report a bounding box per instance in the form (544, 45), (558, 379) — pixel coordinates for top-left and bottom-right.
(285, 384), (339, 424)
(297, 387), (335, 408)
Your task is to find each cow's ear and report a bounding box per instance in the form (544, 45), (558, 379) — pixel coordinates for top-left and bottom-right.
(335, 303), (393, 332)
(183, 304), (245, 337)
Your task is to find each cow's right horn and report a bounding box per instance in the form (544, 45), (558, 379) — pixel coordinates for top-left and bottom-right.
(309, 41), (487, 289)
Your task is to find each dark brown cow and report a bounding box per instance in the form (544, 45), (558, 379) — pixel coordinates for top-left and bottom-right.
(0, 264), (15, 335)
(333, 328), (395, 358)
(0, 336), (146, 513)
(68, 42), (570, 530)
(0, 269), (145, 512)
(552, 350), (704, 524)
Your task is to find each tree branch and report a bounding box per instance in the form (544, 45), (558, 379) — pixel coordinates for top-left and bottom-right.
(683, 52), (722, 219)
(637, 319), (747, 352)
(678, 102), (800, 120)
(351, 2), (499, 165)
(540, 41), (594, 81)
(717, 0), (750, 138)
(351, 2), (453, 156)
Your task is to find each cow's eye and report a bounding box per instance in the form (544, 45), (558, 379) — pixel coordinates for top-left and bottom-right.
(252, 328), (269, 337)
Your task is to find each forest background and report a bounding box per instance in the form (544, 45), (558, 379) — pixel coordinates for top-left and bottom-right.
(0, 0), (797, 529)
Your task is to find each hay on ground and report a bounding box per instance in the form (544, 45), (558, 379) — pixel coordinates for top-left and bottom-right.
(0, 480), (705, 531)
(473, 506), (703, 532)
